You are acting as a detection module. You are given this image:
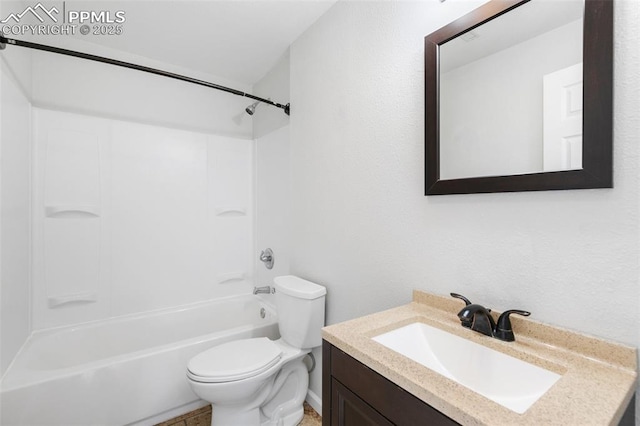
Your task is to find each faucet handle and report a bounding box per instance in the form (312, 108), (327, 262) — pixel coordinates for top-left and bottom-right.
(259, 248), (274, 269)
(450, 293), (473, 328)
(494, 309), (531, 342)
(450, 293), (472, 306)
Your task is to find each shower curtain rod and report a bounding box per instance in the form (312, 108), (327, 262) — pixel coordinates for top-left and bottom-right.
(0, 35), (291, 116)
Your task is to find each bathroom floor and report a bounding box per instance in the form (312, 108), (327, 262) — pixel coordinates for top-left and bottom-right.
(156, 402), (322, 426)
(300, 403), (323, 426)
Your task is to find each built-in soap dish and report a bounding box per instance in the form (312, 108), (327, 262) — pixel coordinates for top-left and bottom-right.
(45, 205), (100, 218)
(217, 272), (246, 284)
(214, 207), (246, 216)
(48, 292), (97, 308)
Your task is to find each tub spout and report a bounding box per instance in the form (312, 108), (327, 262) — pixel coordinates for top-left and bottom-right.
(253, 286), (275, 295)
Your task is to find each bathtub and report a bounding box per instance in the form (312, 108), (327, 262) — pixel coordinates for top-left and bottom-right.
(0, 294), (279, 425)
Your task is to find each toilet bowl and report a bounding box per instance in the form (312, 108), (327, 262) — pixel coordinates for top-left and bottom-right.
(186, 275), (326, 426)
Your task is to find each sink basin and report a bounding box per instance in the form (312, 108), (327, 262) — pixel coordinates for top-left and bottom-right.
(372, 322), (561, 414)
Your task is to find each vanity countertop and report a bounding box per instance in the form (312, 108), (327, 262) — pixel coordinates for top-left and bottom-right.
(322, 290), (637, 426)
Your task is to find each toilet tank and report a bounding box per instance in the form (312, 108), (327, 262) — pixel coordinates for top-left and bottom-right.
(274, 275), (326, 349)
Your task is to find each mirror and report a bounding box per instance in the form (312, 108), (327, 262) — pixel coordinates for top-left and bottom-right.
(425, 0), (613, 195)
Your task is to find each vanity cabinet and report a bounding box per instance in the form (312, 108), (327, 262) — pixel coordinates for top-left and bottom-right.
(322, 340), (459, 426)
(322, 340), (636, 426)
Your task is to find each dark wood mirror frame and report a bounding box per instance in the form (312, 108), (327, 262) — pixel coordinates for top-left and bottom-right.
(425, 0), (613, 195)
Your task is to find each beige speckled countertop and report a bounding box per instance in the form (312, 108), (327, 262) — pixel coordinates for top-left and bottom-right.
(322, 290), (637, 426)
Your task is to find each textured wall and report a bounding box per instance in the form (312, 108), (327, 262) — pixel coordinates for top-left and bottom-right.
(253, 52), (292, 288)
(290, 0), (639, 407)
(252, 49), (291, 140)
(255, 125), (292, 288)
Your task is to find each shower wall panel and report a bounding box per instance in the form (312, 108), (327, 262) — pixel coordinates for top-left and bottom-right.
(32, 108), (254, 330)
(0, 57), (32, 375)
(43, 130), (103, 311)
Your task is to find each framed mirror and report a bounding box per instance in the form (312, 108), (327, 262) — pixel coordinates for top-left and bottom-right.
(425, 0), (613, 195)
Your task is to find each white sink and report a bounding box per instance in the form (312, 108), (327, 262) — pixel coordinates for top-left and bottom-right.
(372, 322), (561, 414)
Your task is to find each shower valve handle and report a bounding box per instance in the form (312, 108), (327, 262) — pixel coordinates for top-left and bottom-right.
(259, 248), (274, 269)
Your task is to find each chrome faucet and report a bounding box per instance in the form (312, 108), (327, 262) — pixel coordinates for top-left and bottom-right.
(450, 293), (530, 342)
(253, 285), (275, 295)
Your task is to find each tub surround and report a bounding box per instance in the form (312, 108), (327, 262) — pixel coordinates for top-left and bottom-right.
(322, 290), (637, 425)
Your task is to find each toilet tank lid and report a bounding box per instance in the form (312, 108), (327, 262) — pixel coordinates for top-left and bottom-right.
(274, 275), (326, 300)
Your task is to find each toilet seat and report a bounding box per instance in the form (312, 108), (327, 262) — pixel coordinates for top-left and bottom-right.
(187, 337), (282, 383)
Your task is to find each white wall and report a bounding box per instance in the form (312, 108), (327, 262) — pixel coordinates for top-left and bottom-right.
(30, 37), (254, 139)
(254, 51), (292, 287)
(253, 53), (324, 405)
(255, 125), (291, 287)
(253, 50), (291, 140)
(0, 51), (32, 376)
(290, 0), (639, 409)
(31, 108), (254, 330)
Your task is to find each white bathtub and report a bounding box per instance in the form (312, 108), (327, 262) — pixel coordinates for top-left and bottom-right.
(0, 294), (279, 425)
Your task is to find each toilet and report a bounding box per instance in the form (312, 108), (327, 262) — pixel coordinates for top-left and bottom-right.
(186, 275), (326, 426)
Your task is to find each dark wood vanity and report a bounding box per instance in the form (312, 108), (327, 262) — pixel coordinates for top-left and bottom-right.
(322, 341), (459, 426)
(322, 340), (635, 426)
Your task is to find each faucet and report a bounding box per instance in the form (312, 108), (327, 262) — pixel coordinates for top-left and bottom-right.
(457, 304), (496, 337)
(450, 293), (530, 342)
(253, 285), (275, 295)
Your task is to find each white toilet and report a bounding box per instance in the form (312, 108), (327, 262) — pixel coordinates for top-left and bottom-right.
(186, 275), (326, 426)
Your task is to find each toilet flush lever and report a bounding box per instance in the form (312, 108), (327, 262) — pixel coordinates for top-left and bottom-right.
(259, 248), (274, 269)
